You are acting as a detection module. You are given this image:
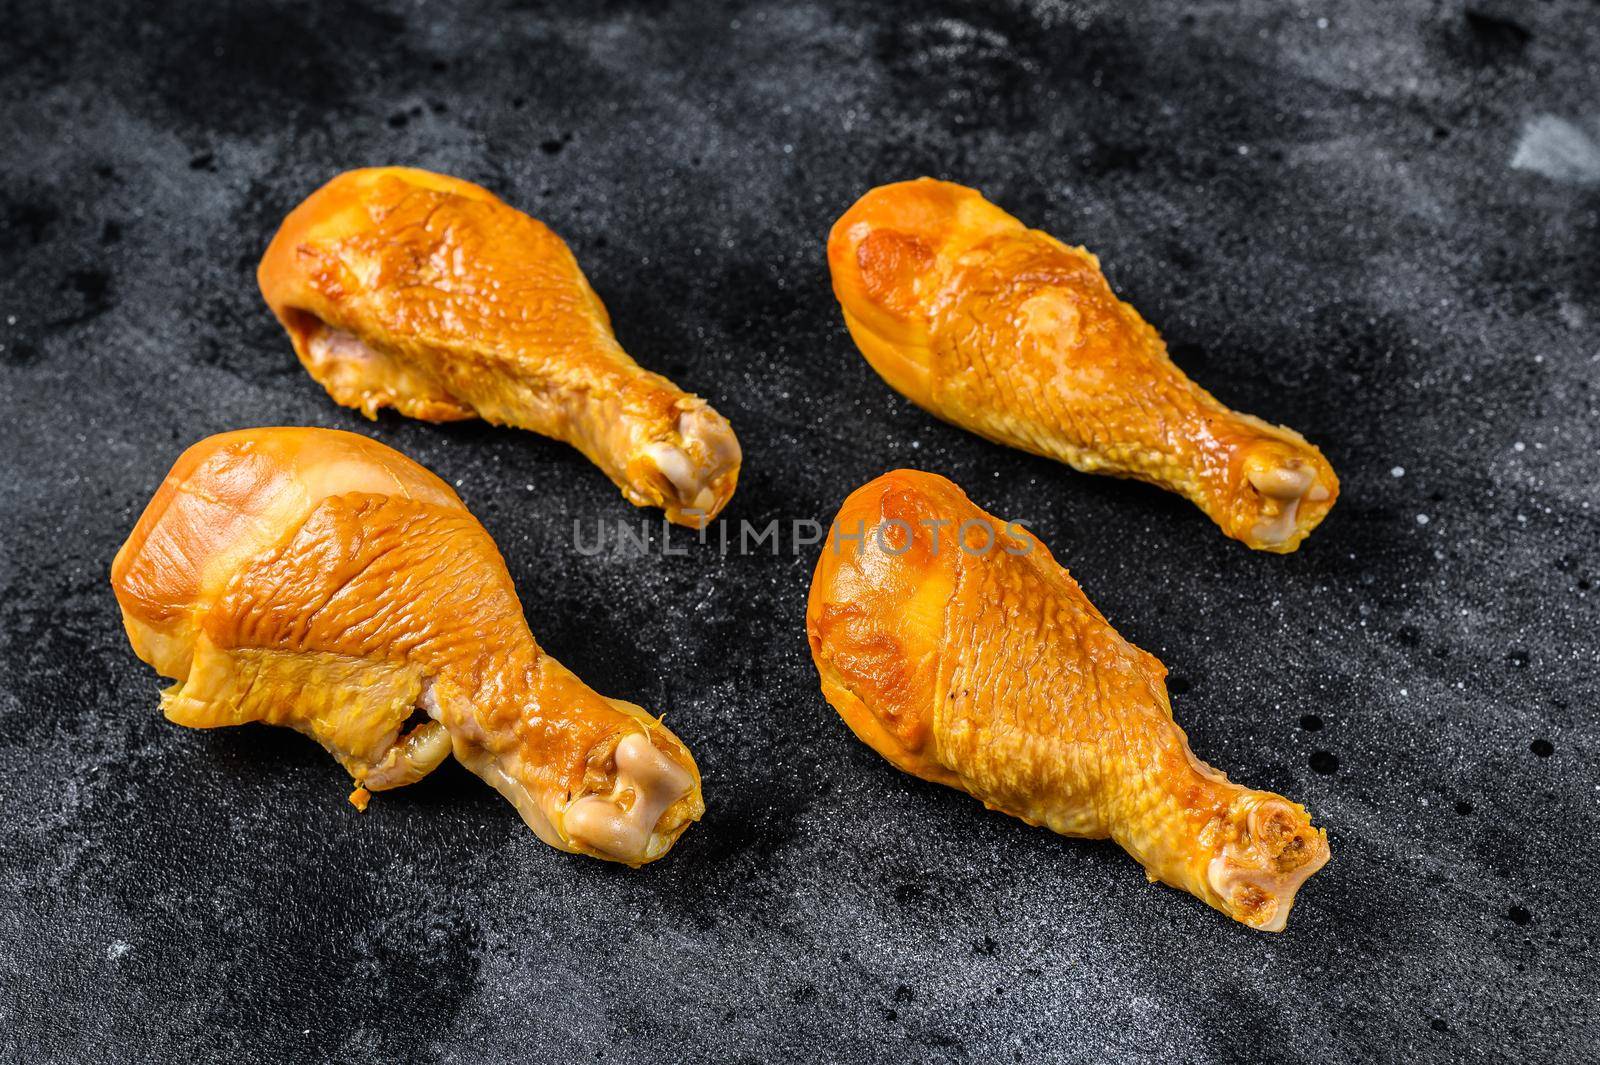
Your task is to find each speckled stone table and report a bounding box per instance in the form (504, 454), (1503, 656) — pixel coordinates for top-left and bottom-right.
(2, 2), (1596, 1062)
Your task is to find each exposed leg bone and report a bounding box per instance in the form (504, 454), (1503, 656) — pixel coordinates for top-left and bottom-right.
(640, 403), (742, 526)
(1244, 448), (1332, 548)
(363, 720), (452, 792)
(563, 732), (695, 865)
(1206, 796), (1331, 932)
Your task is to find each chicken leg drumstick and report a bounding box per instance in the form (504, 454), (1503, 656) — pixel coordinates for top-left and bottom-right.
(111, 427), (703, 866)
(828, 179), (1337, 552)
(259, 167), (740, 528)
(806, 470), (1329, 929)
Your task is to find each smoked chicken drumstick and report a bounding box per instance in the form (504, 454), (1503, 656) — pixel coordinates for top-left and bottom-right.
(828, 179), (1337, 553)
(806, 470), (1329, 929)
(259, 167), (740, 528)
(111, 427), (703, 866)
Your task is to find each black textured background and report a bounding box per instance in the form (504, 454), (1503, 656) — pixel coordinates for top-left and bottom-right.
(2, 2), (1597, 1062)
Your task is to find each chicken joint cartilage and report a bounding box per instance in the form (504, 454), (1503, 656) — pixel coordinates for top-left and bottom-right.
(562, 732), (696, 863)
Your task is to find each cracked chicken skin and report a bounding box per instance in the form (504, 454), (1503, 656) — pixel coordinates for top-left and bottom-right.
(110, 427), (703, 866)
(828, 179), (1338, 553)
(806, 470), (1329, 930)
(258, 167), (740, 528)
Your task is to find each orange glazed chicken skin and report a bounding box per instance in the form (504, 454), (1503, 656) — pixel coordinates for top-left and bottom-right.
(259, 167), (739, 527)
(806, 470), (1329, 929)
(111, 428), (702, 865)
(828, 179), (1337, 552)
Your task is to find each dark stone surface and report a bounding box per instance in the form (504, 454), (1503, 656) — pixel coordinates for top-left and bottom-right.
(2, 1), (1596, 1062)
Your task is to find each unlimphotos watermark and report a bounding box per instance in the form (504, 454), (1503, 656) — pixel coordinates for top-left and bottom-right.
(573, 515), (1033, 558)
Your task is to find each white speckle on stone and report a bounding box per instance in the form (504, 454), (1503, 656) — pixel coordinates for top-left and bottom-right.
(1416, 513), (1430, 525)
(1510, 114), (1600, 186)
(107, 940), (130, 960)
(1513, 441), (1526, 452)
(1391, 466), (1405, 478)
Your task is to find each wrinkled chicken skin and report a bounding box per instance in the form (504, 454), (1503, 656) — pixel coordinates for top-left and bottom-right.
(110, 428), (702, 865)
(806, 470), (1329, 929)
(828, 179), (1338, 553)
(258, 167), (740, 528)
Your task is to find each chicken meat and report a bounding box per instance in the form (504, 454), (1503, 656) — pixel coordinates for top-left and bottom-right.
(259, 167), (740, 528)
(111, 427), (703, 865)
(806, 469), (1329, 929)
(828, 179), (1337, 552)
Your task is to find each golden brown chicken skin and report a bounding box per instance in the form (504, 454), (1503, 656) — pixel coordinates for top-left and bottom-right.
(111, 427), (703, 866)
(828, 179), (1338, 552)
(806, 470), (1329, 929)
(258, 167), (740, 528)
